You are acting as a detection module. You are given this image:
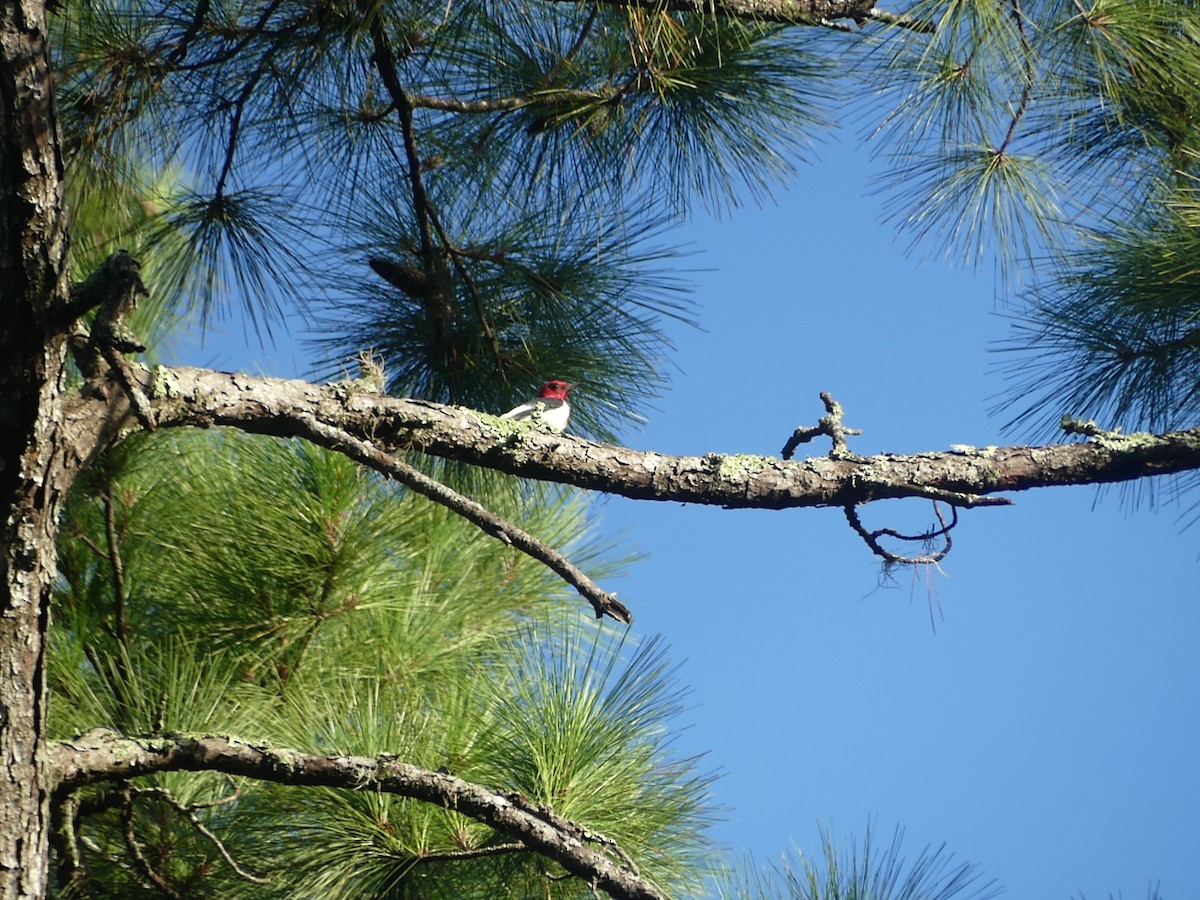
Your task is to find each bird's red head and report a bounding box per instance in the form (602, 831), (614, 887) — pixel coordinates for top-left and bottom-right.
(537, 380), (574, 400)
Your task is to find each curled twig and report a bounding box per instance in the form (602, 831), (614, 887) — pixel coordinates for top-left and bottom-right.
(844, 500), (956, 565)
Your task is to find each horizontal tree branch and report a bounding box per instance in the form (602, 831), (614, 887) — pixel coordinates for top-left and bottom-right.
(51, 730), (664, 900)
(408, 87), (614, 114)
(94, 366), (1200, 510)
(544, 0), (932, 31)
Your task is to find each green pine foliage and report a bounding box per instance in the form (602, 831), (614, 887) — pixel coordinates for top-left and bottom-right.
(44, 0), (1200, 893)
(712, 823), (1000, 900)
(49, 0), (836, 433)
(980, 3), (1200, 448)
(51, 430), (714, 896)
(858, 0), (1200, 466)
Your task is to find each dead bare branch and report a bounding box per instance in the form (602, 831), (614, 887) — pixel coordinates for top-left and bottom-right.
(781, 391), (863, 459)
(844, 501), (956, 565)
(290, 413), (633, 623)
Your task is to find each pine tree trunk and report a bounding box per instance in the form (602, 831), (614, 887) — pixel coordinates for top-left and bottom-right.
(0, 345), (68, 899)
(1, 0), (70, 893)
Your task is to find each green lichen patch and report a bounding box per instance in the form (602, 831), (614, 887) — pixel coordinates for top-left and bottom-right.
(475, 411), (530, 439)
(716, 453), (772, 479)
(150, 365), (181, 399)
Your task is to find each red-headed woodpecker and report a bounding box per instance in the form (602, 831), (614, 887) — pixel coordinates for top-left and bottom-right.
(500, 380), (574, 433)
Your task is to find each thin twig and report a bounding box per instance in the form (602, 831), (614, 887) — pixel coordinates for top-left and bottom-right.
(119, 786), (185, 900)
(101, 492), (129, 644)
(416, 841), (525, 862)
(891, 484), (1010, 508)
(164, 0), (212, 64)
(997, 0), (1036, 156)
(369, 18), (505, 373)
(369, 21), (436, 277)
(214, 57), (273, 200)
(189, 775), (243, 810)
(100, 483), (135, 726)
(174, 0), (286, 72)
(370, 21), (508, 374)
(561, 6), (600, 68)
(131, 786), (270, 885)
(425, 205), (507, 375)
(74, 531), (106, 561)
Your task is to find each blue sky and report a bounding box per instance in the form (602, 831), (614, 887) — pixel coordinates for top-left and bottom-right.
(182, 130), (1198, 897)
(592, 137), (1200, 897)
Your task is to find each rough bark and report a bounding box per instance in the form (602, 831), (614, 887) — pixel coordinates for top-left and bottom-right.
(120, 366), (1200, 509)
(50, 730), (666, 900)
(550, 0), (879, 26)
(0, 0), (70, 892)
